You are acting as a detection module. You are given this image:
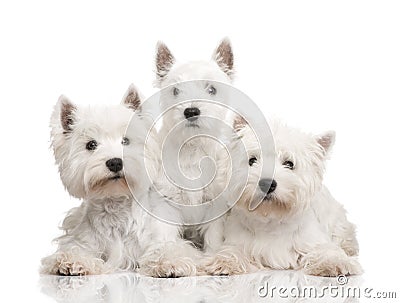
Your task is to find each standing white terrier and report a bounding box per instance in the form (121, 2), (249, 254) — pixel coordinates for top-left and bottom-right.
(138, 39), (235, 277)
(41, 85), (179, 275)
(202, 118), (362, 277)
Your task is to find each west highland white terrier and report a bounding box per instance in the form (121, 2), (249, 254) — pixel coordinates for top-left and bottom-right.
(41, 85), (181, 275)
(155, 38), (235, 214)
(137, 39), (236, 277)
(154, 39), (235, 187)
(202, 118), (362, 277)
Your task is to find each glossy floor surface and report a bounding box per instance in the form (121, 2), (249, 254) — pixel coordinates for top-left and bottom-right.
(39, 270), (370, 303)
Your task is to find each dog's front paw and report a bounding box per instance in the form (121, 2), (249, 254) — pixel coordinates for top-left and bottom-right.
(41, 252), (105, 276)
(56, 261), (90, 276)
(302, 248), (363, 277)
(139, 242), (201, 278)
(140, 256), (197, 278)
(199, 248), (258, 276)
(201, 255), (247, 276)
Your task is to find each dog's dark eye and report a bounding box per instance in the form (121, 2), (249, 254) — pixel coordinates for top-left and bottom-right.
(207, 85), (217, 95)
(283, 160), (294, 170)
(86, 140), (98, 151)
(121, 137), (130, 145)
(173, 87), (180, 96)
(249, 157), (257, 166)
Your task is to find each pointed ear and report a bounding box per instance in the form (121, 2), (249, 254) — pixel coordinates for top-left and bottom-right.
(213, 38), (234, 78)
(233, 115), (247, 132)
(155, 41), (175, 84)
(56, 95), (76, 132)
(122, 84), (142, 110)
(316, 131), (336, 155)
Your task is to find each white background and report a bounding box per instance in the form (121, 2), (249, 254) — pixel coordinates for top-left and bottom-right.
(0, 0), (399, 302)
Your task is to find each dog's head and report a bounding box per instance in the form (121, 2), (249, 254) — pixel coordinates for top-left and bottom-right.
(50, 84), (150, 200)
(231, 118), (335, 218)
(154, 39), (234, 134)
(154, 38), (234, 88)
(158, 80), (234, 137)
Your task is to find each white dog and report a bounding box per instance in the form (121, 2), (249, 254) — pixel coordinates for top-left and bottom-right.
(202, 118), (362, 277)
(41, 85), (182, 275)
(137, 39), (235, 277)
(154, 39), (235, 199)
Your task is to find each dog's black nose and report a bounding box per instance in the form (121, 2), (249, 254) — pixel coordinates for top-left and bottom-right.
(259, 178), (277, 194)
(106, 158), (123, 173)
(184, 107), (201, 120)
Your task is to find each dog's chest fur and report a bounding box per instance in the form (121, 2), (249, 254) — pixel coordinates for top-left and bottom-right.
(224, 200), (331, 269)
(87, 197), (138, 240)
(165, 137), (221, 205)
(179, 138), (211, 178)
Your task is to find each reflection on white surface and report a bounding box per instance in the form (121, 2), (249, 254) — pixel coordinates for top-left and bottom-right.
(40, 270), (363, 303)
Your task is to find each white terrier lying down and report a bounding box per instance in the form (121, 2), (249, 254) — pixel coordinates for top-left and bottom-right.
(41, 85), (182, 275)
(202, 118), (362, 277)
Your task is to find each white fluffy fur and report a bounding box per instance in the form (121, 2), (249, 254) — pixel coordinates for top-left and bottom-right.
(138, 39), (235, 277)
(202, 120), (362, 277)
(41, 85), (183, 276)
